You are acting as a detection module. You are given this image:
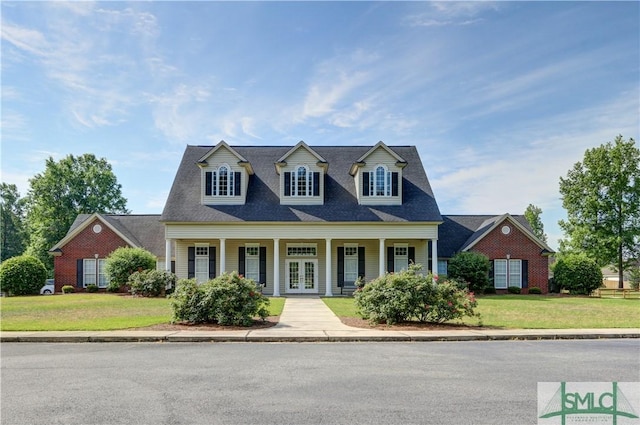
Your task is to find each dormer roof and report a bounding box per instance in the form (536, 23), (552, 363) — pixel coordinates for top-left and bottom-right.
(349, 141), (407, 176)
(197, 140), (254, 174)
(274, 141), (328, 174)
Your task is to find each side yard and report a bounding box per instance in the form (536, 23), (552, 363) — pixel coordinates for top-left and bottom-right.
(323, 295), (640, 329)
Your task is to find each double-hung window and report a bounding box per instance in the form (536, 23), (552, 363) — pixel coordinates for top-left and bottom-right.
(82, 258), (109, 288)
(394, 244), (409, 272)
(494, 259), (508, 289)
(344, 246), (359, 283)
(195, 246), (209, 284)
(362, 165), (398, 198)
(493, 259), (522, 288)
(245, 245), (260, 282)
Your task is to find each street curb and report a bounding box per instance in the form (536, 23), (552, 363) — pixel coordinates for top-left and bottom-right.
(2, 331), (638, 343)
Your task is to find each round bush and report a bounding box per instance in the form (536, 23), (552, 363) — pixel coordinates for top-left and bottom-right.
(105, 247), (157, 291)
(128, 270), (176, 297)
(62, 285), (75, 294)
(507, 286), (521, 294)
(528, 287), (542, 294)
(0, 255), (47, 296)
(170, 272), (270, 326)
(86, 284), (99, 293)
(553, 254), (602, 295)
(447, 251), (490, 293)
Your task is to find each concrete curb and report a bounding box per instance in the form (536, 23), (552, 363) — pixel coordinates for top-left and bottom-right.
(2, 329), (638, 343)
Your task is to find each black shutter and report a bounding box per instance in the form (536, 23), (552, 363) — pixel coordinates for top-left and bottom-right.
(171, 261), (175, 274)
(387, 247), (394, 273)
(188, 247), (195, 279)
(76, 259), (84, 288)
(522, 260), (529, 289)
(209, 247), (216, 279)
(238, 247), (246, 276)
(362, 172), (370, 196)
(313, 172), (320, 196)
(490, 260), (495, 287)
(284, 172), (291, 196)
(358, 247), (365, 279)
(205, 172), (212, 196)
(337, 247), (344, 287)
(212, 172), (217, 195)
(408, 247), (415, 265)
(259, 247), (267, 285)
(234, 172), (241, 196)
(392, 172), (399, 196)
(427, 241), (433, 273)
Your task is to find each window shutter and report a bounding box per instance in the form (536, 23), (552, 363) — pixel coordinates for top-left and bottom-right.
(362, 172), (370, 197)
(171, 261), (175, 274)
(205, 172), (212, 196)
(313, 172), (320, 196)
(76, 259), (84, 288)
(427, 241), (433, 273)
(522, 260), (529, 288)
(284, 172), (291, 196)
(387, 247), (394, 273)
(337, 247), (344, 287)
(234, 172), (241, 196)
(259, 247), (267, 285)
(188, 247), (195, 279)
(409, 247), (415, 265)
(358, 247), (365, 279)
(208, 247), (216, 279)
(392, 172), (399, 196)
(490, 260), (495, 287)
(238, 247), (246, 276)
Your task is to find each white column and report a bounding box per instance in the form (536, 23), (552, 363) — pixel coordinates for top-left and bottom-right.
(431, 239), (438, 282)
(219, 238), (226, 274)
(379, 238), (386, 277)
(165, 239), (172, 271)
(273, 238), (280, 296)
(325, 238), (332, 296)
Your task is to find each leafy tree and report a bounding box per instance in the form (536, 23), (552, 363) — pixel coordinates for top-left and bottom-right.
(105, 247), (156, 291)
(559, 135), (640, 288)
(524, 203), (548, 243)
(552, 254), (602, 295)
(0, 255), (47, 296)
(447, 251), (491, 292)
(0, 183), (27, 262)
(24, 154), (129, 271)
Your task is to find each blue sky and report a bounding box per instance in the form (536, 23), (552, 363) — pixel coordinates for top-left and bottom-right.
(1, 1), (639, 250)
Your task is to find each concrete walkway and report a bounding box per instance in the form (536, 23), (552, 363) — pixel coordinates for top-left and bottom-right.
(1, 297), (639, 343)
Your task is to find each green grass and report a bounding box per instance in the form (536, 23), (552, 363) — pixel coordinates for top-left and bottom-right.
(322, 295), (640, 329)
(0, 294), (285, 331)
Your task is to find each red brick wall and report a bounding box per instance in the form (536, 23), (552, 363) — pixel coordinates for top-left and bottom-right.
(471, 222), (549, 293)
(53, 219), (132, 292)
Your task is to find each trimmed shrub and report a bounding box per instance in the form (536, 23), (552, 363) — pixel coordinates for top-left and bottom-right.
(86, 284), (99, 293)
(353, 264), (478, 325)
(105, 247), (156, 292)
(170, 272), (270, 326)
(128, 270), (176, 297)
(0, 255), (47, 296)
(553, 254), (602, 295)
(507, 286), (521, 294)
(528, 287), (542, 294)
(447, 251), (491, 293)
(62, 285), (75, 294)
(483, 286), (496, 294)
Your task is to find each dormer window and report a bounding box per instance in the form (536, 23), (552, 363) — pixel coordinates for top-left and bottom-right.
(205, 164), (241, 197)
(363, 165), (398, 197)
(284, 166), (320, 197)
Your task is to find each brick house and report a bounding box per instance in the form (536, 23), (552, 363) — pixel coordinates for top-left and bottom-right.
(50, 140), (553, 294)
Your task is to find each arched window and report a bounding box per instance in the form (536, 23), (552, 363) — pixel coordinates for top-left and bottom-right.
(368, 165), (391, 197)
(290, 165), (313, 196)
(214, 164), (234, 196)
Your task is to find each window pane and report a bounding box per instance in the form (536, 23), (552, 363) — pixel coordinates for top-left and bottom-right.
(246, 257), (259, 282)
(98, 259), (109, 288)
(376, 166), (385, 196)
(509, 260), (521, 288)
(437, 260), (448, 276)
(494, 259), (507, 288)
(296, 167), (307, 196)
(195, 258), (208, 284)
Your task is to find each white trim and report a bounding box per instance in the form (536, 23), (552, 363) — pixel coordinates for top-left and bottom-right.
(49, 213), (138, 252)
(462, 214), (554, 253)
(325, 238), (332, 296)
(273, 238), (280, 296)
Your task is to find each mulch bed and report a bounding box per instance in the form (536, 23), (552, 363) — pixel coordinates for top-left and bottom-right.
(138, 316), (279, 331)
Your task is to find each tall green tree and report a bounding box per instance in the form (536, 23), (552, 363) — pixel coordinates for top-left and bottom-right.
(558, 135), (640, 288)
(0, 183), (27, 261)
(25, 154), (129, 270)
(524, 203), (548, 243)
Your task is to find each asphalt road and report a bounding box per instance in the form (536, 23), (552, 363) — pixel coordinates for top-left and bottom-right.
(2, 340), (638, 425)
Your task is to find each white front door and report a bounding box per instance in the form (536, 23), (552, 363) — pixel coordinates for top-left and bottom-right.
(286, 259), (318, 293)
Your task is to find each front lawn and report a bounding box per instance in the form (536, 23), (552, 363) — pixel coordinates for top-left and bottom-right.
(0, 294), (285, 331)
(323, 295), (640, 329)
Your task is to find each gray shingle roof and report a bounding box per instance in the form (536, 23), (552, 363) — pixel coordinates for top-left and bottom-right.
(68, 214), (165, 257)
(438, 215), (534, 258)
(161, 145), (442, 223)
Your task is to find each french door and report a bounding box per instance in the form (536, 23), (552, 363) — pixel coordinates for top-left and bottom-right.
(286, 259), (318, 293)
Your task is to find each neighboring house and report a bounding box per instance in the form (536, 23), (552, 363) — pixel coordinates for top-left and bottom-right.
(50, 140), (555, 294)
(49, 213), (170, 293)
(438, 215), (554, 293)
